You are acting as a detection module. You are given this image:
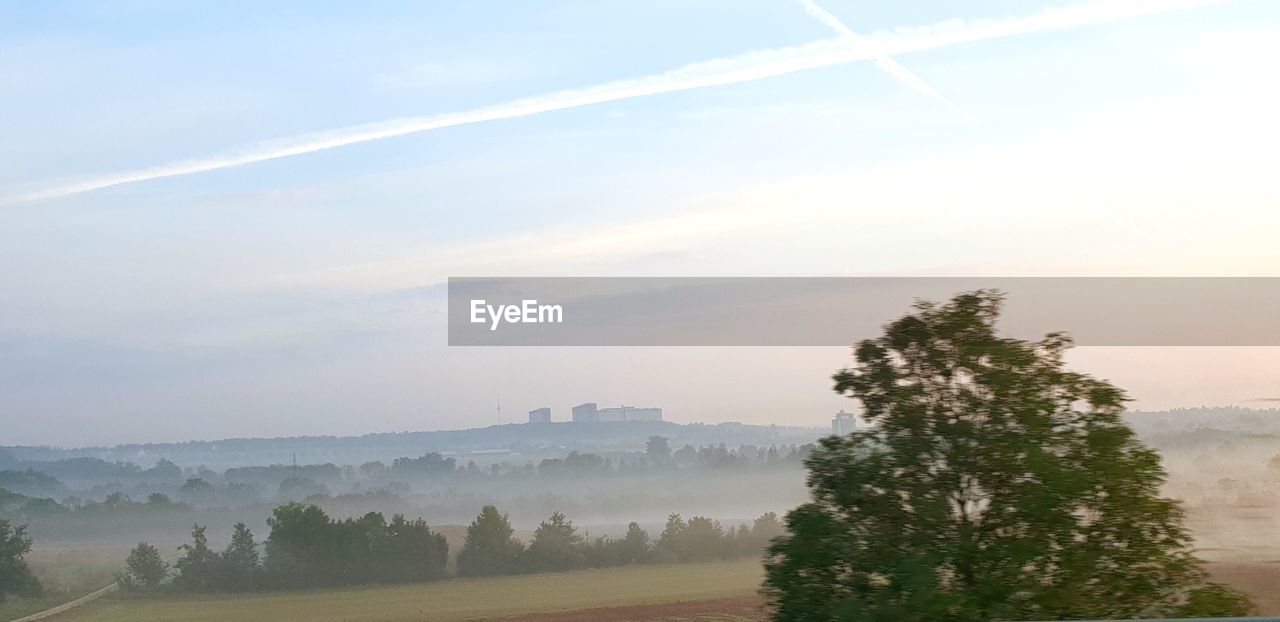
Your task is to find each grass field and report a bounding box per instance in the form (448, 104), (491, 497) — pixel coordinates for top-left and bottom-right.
(46, 560), (765, 622)
(17, 556), (1280, 621)
(0, 547), (131, 622)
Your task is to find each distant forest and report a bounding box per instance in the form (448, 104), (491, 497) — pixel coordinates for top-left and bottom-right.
(3, 408), (1278, 544)
(2, 420), (824, 469)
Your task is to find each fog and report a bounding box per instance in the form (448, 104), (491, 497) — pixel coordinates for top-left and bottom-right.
(5, 407), (1278, 563)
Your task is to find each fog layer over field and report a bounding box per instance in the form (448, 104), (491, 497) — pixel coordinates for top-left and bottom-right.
(3, 409), (1277, 563)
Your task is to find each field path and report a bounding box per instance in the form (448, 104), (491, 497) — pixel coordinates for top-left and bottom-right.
(9, 583), (118, 622)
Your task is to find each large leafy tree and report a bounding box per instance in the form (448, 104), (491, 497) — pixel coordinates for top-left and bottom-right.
(764, 291), (1250, 621)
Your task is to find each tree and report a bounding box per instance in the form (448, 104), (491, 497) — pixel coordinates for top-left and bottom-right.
(0, 519), (41, 603)
(219, 522), (260, 591)
(681, 516), (726, 561)
(384, 514), (448, 583)
(619, 522), (651, 564)
(645, 436), (673, 465)
(1177, 584), (1255, 617)
(456, 505), (524, 577)
(524, 512), (585, 572)
(656, 513), (687, 561)
(174, 524), (219, 591)
(263, 503), (336, 588)
(121, 542), (167, 590)
(764, 291), (1252, 621)
(734, 512), (784, 556)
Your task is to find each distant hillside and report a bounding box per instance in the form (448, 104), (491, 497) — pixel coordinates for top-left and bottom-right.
(1, 421), (825, 469)
(9, 407), (1273, 471)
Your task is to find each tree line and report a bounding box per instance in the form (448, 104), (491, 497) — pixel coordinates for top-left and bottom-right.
(456, 506), (783, 577)
(1, 440), (813, 521)
(120, 504), (447, 592)
(119, 503), (783, 593)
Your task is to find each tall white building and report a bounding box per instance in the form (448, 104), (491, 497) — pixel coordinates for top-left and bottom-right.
(832, 409), (857, 435)
(528, 407), (552, 424)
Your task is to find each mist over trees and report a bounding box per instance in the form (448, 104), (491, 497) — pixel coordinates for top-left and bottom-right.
(119, 500), (782, 595)
(764, 291), (1254, 621)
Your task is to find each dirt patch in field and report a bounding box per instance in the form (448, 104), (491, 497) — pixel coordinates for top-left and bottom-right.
(481, 596), (769, 622)
(1206, 561), (1280, 615)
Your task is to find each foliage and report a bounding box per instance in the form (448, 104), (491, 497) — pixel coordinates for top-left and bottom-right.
(1176, 583), (1255, 617)
(262, 503), (447, 589)
(523, 512), (585, 572)
(0, 519), (41, 603)
(646, 436), (673, 465)
(764, 291), (1253, 621)
(120, 542), (167, 590)
(218, 522), (261, 591)
(457, 505), (525, 577)
(620, 522), (652, 564)
(173, 524), (218, 591)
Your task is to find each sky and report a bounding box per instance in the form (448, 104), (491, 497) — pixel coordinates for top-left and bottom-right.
(3, 0), (1280, 447)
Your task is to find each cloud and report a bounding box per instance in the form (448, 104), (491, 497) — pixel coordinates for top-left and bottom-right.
(12, 0), (1233, 203)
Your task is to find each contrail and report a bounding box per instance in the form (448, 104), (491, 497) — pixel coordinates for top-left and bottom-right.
(797, 0), (946, 100)
(14, 0), (1232, 203)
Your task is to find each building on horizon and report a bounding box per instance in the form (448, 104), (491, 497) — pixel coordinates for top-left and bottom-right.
(571, 402), (662, 422)
(572, 402), (599, 423)
(528, 407), (552, 424)
(832, 409), (856, 435)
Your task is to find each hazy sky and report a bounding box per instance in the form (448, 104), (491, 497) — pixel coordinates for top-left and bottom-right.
(3, 0), (1280, 447)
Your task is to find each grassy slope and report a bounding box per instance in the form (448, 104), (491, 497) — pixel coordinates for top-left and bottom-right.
(50, 560), (764, 622)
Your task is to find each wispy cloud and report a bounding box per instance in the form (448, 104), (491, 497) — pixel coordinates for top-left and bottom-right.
(13, 0), (1232, 203)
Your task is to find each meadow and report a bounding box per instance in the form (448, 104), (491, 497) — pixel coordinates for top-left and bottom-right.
(43, 559), (764, 622)
(0, 547), (133, 622)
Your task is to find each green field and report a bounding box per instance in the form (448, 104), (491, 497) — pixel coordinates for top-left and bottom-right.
(0, 547), (131, 622)
(46, 560), (764, 622)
